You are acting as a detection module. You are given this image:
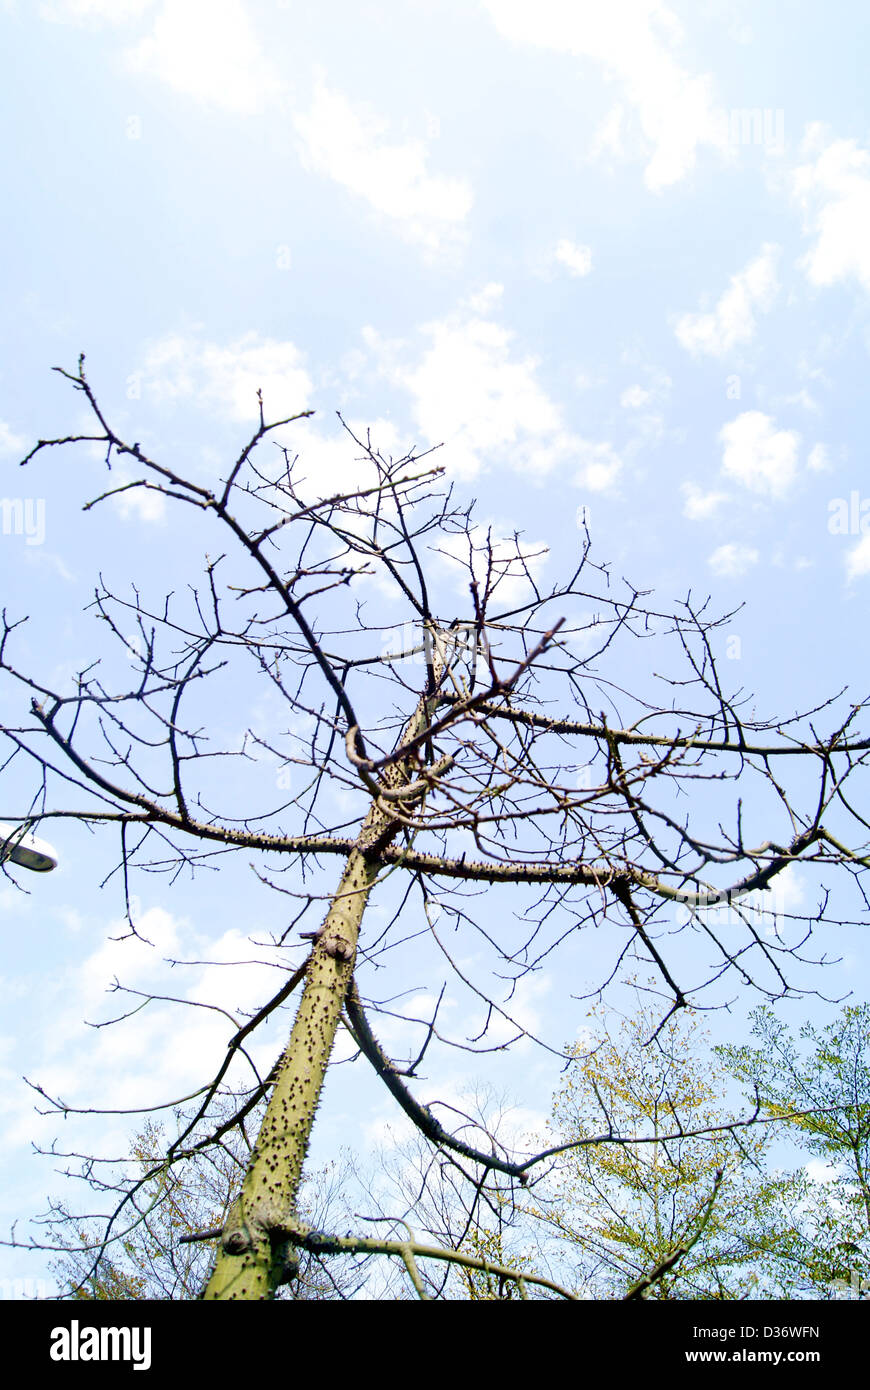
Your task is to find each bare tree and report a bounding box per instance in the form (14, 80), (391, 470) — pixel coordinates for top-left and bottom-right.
(46, 1096), (362, 1301)
(4, 355), (870, 1300)
(342, 1086), (548, 1300)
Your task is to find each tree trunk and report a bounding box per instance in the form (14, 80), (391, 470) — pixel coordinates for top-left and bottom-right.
(203, 685), (438, 1299)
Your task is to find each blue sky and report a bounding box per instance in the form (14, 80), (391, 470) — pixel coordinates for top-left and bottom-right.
(1, 0), (870, 1297)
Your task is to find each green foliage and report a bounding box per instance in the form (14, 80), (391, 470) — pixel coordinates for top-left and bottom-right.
(457, 1226), (523, 1300)
(717, 1003), (870, 1297)
(529, 998), (773, 1299)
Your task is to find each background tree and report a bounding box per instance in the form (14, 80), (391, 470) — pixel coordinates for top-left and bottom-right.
(523, 996), (772, 1299)
(46, 1096), (362, 1301)
(718, 1003), (870, 1299)
(350, 1087), (546, 1300)
(5, 358), (870, 1298)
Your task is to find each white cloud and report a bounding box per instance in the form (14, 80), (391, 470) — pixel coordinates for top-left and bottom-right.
(468, 283), (504, 314)
(111, 475), (167, 524)
(554, 238), (592, 278)
(275, 415), (405, 507)
(124, 0), (281, 114)
(620, 385), (652, 408)
(708, 543), (759, 577)
(73, 906), (182, 1004)
(573, 439), (622, 492)
(140, 330), (312, 422)
(366, 292), (588, 480)
(294, 78), (472, 252)
(674, 244), (779, 356)
(36, 906), (291, 1113)
(719, 411), (800, 498)
(618, 367), (671, 423)
(681, 482), (729, 520)
(21, 550), (77, 583)
(37, 908), (185, 1066)
(187, 927), (287, 1017)
(0, 420), (25, 456)
(483, 0), (728, 190)
(845, 535), (870, 581)
(783, 389), (820, 413)
(793, 127), (870, 293)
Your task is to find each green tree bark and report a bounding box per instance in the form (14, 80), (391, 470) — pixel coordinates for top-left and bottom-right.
(203, 691), (438, 1299)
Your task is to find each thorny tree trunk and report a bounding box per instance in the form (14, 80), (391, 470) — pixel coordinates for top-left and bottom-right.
(203, 683), (441, 1298)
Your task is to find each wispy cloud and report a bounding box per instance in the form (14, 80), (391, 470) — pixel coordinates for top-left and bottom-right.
(365, 288), (615, 484)
(140, 330), (312, 422)
(483, 0), (728, 190)
(388, 304), (561, 475)
(794, 126), (870, 293)
(719, 411), (800, 498)
(681, 482), (729, 520)
(125, 0), (281, 113)
(708, 542), (759, 577)
(553, 238), (592, 278)
(674, 244), (779, 356)
(573, 439), (622, 492)
(294, 77), (472, 253)
(111, 474), (167, 524)
(620, 385), (652, 408)
(846, 535), (870, 581)
(0, 421), (26, 456)
(40, 0), (281, 113)
(33, 908), (291, 1117)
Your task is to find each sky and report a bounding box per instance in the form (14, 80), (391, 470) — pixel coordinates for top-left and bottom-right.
(1, 0), (870, 1298)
